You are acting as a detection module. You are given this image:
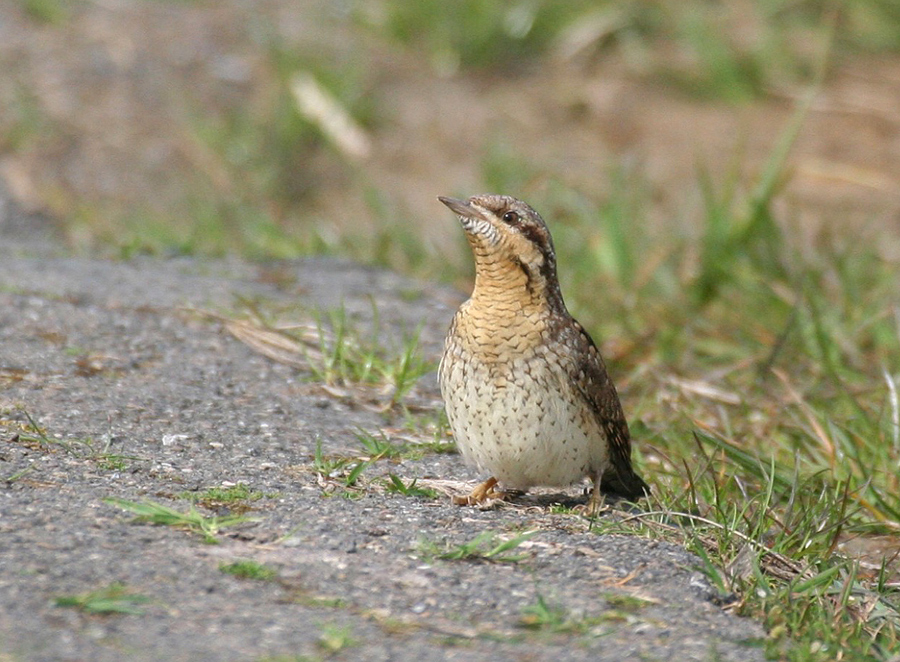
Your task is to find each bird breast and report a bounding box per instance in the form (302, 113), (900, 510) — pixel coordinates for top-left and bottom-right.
(439, 303), (610, 489)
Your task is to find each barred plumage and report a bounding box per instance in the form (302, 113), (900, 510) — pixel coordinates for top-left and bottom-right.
(438, 194), (649, 513)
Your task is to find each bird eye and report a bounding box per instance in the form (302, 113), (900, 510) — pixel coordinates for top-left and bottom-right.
(502, 211), (520, 224)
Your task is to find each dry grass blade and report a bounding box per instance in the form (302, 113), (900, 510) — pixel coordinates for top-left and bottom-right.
(213, 304), (433, 412)
(290, 72), (371, 160)
(620, 510), (814, 584)
(727, 541), (811, 584)
(224, 319), (313, 369)
(666, 377), (741, 405)
(413, 478), (477, 499)
(771, 367), (836, 463)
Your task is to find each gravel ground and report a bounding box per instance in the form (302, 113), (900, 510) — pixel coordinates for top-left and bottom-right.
(0, 190), (766, 661)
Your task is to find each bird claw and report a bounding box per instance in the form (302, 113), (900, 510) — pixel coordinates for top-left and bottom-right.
(452, 477), (507, 507)
(578, 498), (609, 518)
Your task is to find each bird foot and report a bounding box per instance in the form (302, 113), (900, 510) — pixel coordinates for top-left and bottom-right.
(580, 479), (608, 518)
(452, 477), (507, 507)
(577, 498), (609, 518)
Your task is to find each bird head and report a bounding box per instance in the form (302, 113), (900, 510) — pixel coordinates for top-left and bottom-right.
(438, 194), (560, 303)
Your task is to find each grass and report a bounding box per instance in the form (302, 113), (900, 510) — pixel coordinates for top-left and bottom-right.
(518, 594), (573, 632)
(529, 107), (899, 659)
(20, 0), (68, 25)
(307, 430), (442, 499)
(558, 166), (900, 661)
(444, 76), (900, 659)
(361, 0), (600, 73)
(317, 623), (357, 655)
(383, 474), (439, 499)
(220, 560), (278, 581)
(418, 531), (536, 564)
(103, 497), (253, 544)
(518, 594), (625, 635)
(55, 583), (150, 616)
(397, 409), (456, 456)
(303, 306), (432, 407)
(309, 438), (372, 498)
(310, 429), (433, 496)
(4, 0), (899, 261)
(311, 438), (355, 479)
(27, 0), (897, 260)
(2, 407), (144, 471)
(223, 301), (434, 411)
(179, 483), (269, 513)
(355, 429), (406, 460)
(189, 483), (265, 502)
(54, 22), (380, 259)
(364, 0), (899, 98)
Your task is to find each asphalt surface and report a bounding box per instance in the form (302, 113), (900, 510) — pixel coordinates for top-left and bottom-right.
(0, 188), (766, 661)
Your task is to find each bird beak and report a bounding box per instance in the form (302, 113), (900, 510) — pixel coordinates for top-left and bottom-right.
(438, 196), (491, 223)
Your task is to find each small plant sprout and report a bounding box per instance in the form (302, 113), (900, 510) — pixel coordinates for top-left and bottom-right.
(219, 560), (277, 581)
(179, 483), (267, 513)
(55, 583), (150, 615)
(518, 594), (570, 631)
(317, 622), (357, 654)
(420, 531), (536, 564)
(518, 594), (617, 635)
(312, 438), (352, 478)
(6, 408), (144, 470)
(355, 428), (403, 460)
(103, 497), (252, 544)
(384, 474), (438, 499)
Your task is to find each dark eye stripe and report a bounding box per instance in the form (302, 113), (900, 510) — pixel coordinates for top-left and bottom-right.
(518, 223), (547, 251)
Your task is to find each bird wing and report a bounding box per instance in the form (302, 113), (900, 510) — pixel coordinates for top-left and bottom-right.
(563, 320), (650, 499)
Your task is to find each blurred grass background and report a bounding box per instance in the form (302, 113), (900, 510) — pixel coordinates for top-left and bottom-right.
(2, 0), (900, 659)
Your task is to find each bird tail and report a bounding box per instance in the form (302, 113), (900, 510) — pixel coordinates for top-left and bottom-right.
(601, 466), (650, 500)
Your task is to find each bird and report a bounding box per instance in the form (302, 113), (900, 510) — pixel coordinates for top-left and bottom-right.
(437, 193), (649, 515)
